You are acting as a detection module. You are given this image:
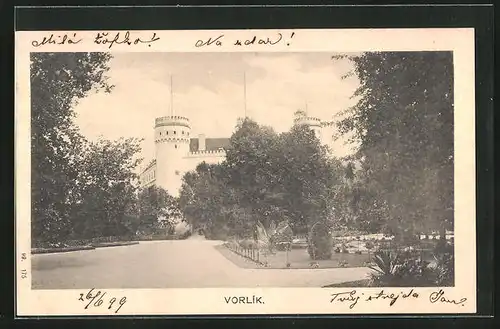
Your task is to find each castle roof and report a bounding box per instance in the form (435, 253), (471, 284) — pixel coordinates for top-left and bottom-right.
(189, 138), (230, 152)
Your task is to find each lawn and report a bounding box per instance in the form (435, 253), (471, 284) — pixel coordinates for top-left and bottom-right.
(215, 245), (372, 269)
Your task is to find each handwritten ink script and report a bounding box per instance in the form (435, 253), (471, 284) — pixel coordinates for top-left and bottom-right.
(30, 31), (294, 49)
(330, 289), (467, 309)
(31, 31), (160, 49)
(32, 33), (83, 47)
(78, 288), (127, 314)
(195, 32), (295, 48)
(94, 31), (160, 49)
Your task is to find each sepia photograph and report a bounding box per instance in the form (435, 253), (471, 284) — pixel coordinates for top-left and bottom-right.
(15, 28), (476, 315)
(29, 50), (454, 289)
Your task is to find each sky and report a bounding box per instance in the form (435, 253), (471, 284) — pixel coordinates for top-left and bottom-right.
(73, 52), (360, 169)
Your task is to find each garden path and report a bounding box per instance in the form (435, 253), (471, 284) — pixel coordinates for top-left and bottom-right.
(32, 237), (371, 289)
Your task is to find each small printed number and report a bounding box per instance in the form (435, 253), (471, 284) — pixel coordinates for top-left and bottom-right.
(21, 253), (27, 260)
(20, 269), (27, 279)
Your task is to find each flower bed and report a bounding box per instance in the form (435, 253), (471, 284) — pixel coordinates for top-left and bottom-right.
(32, 246), (96, 254)
(219, 243), (371, 269)
(92, 242), (140, 248)
(31, 234), (182, 254)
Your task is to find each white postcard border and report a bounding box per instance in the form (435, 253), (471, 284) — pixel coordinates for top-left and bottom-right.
(15, 28), (476, 316)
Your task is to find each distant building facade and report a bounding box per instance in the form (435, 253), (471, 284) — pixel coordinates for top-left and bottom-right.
(139, 110), (336, 197)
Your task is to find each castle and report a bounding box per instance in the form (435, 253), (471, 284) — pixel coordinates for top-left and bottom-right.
(139, 110), (336, 197)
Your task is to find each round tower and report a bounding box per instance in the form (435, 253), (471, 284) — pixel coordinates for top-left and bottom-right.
(154, 115), (191, 197)
(293, 109), (322, 140)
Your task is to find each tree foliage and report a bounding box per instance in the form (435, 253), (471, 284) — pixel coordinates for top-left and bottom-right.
(137, 186), (182, 235)
(31, 52), (114, 243)
(30, 53), (158, 244)
(179, 118), (346, 239)
(71, 137), (143, 239)
(307, 221), (334, 260)
(333, 52), (454, 237)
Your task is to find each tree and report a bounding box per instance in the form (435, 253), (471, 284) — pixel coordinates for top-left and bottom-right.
(179, 162), (247, 239)
(71, 137), (142, 239)
(224, 118), (282, 227)
(278, 124), (343, 233)
(137, 186), (182, 235)
(30, 52), (113, 244)
(334, 52), (454, 239)
(179, 118), (347, 239)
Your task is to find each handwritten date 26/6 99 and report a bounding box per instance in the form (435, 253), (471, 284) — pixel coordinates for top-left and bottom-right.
(78, 288), (127, 314)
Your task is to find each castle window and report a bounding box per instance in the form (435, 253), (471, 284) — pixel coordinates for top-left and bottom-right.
(182, 131), (184, 134)
(166, 131), (168, 135)
(175, 144), (177, 149)
(174, 131), (177, 134)
(159, 132), (161, 136)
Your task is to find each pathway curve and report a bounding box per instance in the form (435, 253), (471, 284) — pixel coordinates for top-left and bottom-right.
(32, 237), (371, 289)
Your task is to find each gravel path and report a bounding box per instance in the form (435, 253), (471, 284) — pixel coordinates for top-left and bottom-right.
(32, 237), (371, 289)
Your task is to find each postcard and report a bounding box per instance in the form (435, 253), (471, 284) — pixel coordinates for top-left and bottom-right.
(15, 28), (476, 316)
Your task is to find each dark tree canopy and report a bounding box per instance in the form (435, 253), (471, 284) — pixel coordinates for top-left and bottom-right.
(30, 53), (150, 244)
(179, 118), (346, 239)
(31, 52), (114, 243)
(334, 52), (454, 236)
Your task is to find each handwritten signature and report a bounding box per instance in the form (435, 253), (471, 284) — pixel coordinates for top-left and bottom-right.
(331, 289), (419, 309)
(330, 288), (466, 309)
(429, 289), (467, 306)
(78, 288), (127, 314)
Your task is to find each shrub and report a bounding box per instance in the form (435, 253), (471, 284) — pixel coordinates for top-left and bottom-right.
(178, 230), (192, 240)
(225, 241), (239, 250)
(338, 260), (348, 267)
(434, 241), (454, 254)
(368, 249), (453, 287)
(433, 252), (454, 286)
(365, 241), (375, 250)
(307, 221), (333, 260)
(275, 242), (291, 251)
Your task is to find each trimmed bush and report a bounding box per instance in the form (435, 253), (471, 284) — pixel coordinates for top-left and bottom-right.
(307, 221), (333, 260)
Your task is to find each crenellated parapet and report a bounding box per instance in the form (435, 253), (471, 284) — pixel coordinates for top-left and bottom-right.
(155, 115), (190, 128)
(154, 137), (190, 144)
(185, 149), (227, 157)
(294, 116), (322, 127)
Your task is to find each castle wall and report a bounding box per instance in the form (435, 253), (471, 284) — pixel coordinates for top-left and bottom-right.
(142, 110), (337, 197)
(182, 150), (226, 170)
(154, 116), (191, 197)
(141, 151), (226, 197)
(140, 161), (156, 188)
(173, 151), (226, 185)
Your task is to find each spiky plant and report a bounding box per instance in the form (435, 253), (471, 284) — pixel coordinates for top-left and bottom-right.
(255, 220), (292, 259)
(368, 250), (402, 285)
(255, 220), (273, 255)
